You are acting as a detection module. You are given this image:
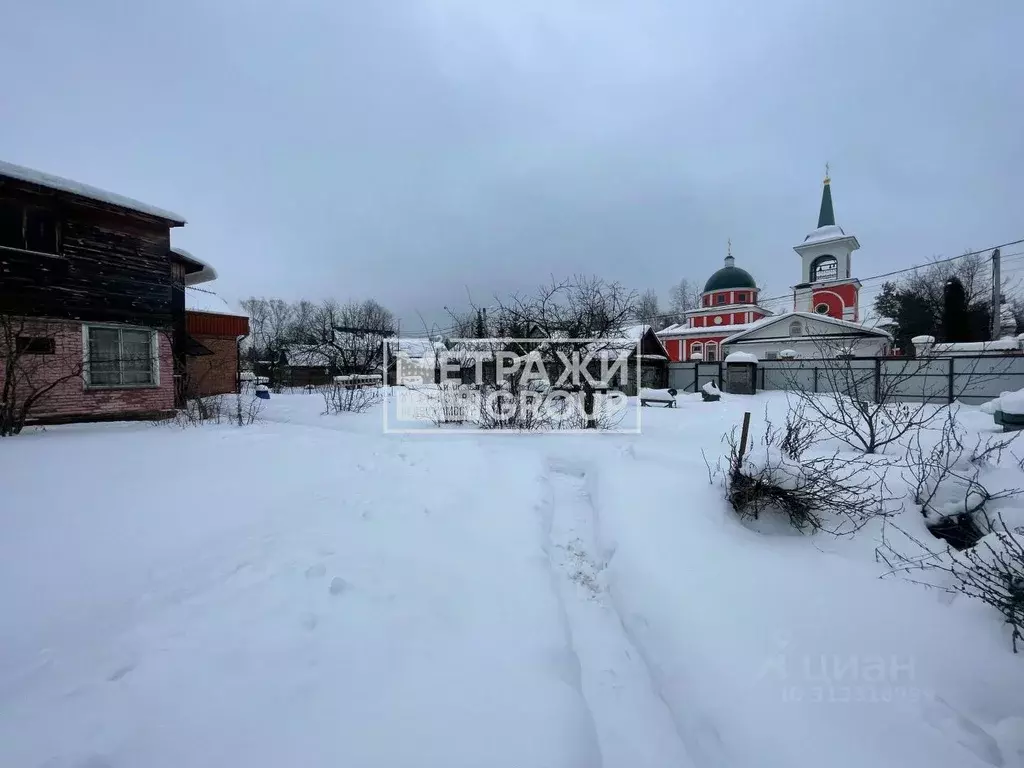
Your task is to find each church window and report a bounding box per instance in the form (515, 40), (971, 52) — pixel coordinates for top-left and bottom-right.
(811, 255), (838, 282)
(690, 342), (703, 359)
(704, 342), (718, 361)
(789, 320), (803, 336)
(715, 294), (726, 305)
(815, 303), (830, 314)
(737, 292), (747, 303)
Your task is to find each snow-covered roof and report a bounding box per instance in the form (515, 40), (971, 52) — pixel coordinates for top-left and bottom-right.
(658, 322), (754, 337)
(172, 247), (218, 286)
(0, 159), (186, 224)
(722, 312), (892, 344)
(860, 313), (897, 331)
(801, 225), (847, 244)
(185, 287), (248, 316)
(617, 324), (651, 341)
(724, 351), (759, 364)
(386, 338), (446, 360)
(922, 338), (1022, 357)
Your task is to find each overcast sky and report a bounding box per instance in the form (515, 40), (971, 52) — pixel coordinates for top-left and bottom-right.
(3, 1), (1022, 331)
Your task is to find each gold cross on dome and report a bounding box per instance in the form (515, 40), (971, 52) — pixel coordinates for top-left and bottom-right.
(727, 237), (732, 257)
(824, 162), (830, 182)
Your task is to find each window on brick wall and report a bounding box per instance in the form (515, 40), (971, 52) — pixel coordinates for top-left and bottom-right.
(85, 325), (158, 387)
(16, 336), (56, 355)
(0, 200), (60, 255)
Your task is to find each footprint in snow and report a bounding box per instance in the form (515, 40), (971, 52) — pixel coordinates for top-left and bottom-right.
(107, 663), (135, 682)
(329, 577), (350, 596)
(305, 563), (326, 579)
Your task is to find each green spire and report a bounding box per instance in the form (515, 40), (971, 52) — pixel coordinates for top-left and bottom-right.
(817, 164), (835, 228)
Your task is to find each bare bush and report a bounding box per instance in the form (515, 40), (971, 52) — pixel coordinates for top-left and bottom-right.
(175, 394), (227, 426)
(322, 383), (382, 414)
(878, 514), (1024, 652)
(234, 392), (262, 426)
(170, 392), (262, 427)
(952, 522), (1024, 651)
(724, 412), (894, 536)
(902, 408), (1022, 549)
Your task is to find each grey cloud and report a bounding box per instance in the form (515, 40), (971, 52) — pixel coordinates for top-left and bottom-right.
(2, 0), (1021, 331)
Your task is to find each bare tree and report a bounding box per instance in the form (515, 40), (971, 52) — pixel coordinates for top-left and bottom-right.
(239, 297), (295, 385)
(0, 315), (87, 436)
(637, 289), (662, 329)
(667, 279), (702, 325)
(444, 307), (481, 339)
(487, 275), (638, 429)
(295, 298), (397, 375)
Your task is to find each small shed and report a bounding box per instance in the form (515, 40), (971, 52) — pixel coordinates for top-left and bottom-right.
(724, 351), (758, 394)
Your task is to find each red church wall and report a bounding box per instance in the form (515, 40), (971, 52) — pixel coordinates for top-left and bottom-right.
(811, 283), (859, 321)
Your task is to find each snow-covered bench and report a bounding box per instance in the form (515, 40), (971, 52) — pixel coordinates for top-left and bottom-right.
(981, 390), (1024, 432)
(639, 388), (677, 407)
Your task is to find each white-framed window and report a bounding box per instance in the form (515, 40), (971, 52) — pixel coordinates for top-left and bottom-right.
(83, 325), (159, 388)
(788, 320), (803, 336)
(815, 302), (830, 314)
(704, 342), (718, 361)
(691, 342), (703, 360)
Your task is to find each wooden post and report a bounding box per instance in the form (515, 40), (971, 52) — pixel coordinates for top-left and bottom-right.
(738, 411), (752, 464)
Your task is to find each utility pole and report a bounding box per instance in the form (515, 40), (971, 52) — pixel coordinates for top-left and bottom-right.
(991, 248), (1002, 340)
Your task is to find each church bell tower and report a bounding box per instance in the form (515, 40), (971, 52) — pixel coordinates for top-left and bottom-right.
(792, 167), (862, 321)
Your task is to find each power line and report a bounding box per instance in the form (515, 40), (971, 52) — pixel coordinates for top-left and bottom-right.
(426, 237), (1024, 335)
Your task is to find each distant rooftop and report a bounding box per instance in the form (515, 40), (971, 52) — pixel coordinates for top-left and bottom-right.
(0, 159), (186, 225)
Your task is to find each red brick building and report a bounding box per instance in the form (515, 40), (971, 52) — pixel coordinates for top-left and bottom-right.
(184, 307), (250, 397)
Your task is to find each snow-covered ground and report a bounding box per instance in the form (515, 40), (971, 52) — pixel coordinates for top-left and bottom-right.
(2, 390), (1023, 767)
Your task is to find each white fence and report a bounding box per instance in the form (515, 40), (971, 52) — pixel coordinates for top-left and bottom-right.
(668, 355), (1024, 405)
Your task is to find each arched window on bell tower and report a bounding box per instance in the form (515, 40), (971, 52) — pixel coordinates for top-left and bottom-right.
(811, 255), (838, 282)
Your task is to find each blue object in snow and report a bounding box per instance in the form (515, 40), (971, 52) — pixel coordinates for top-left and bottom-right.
(255, 386), (270, 400)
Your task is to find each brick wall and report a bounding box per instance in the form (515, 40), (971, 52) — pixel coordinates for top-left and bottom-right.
(186, 335), (239, 397)
(0, 318), (175, 422)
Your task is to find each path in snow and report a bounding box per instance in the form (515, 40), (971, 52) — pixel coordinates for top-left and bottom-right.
(539, 457), (695, 768)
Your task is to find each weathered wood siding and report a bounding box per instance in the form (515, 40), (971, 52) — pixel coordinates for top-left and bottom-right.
(0, 178), (176, 327)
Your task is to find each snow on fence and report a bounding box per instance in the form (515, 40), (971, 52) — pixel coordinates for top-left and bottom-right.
(668, 354), (1024, 404)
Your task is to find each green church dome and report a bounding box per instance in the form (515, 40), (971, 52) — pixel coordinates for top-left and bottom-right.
(703, 255), (757, 293)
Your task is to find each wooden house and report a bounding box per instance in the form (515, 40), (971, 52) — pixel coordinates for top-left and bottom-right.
(0, 160), (248, 423)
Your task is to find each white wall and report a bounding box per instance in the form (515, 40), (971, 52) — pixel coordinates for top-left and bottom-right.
(723, 336), (889, 360)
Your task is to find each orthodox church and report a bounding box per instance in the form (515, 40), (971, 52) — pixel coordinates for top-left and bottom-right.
(658, 171), (889, 361)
